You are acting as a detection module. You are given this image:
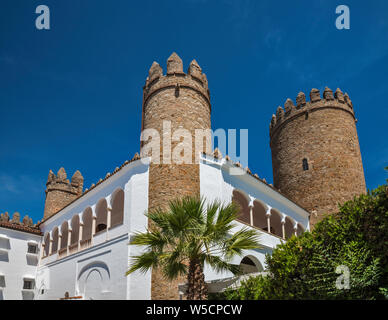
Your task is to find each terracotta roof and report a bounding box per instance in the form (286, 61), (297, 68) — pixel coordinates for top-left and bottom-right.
(0, 221), (42, 235)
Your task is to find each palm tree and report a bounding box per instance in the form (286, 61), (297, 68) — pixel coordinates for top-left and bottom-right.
(126, 195), (261, 300)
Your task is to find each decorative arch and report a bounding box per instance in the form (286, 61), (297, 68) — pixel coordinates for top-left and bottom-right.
(95, 199), (108, 234)
(284, 216), (295, 240)
(239, 255), (263, 274)
(60, 221), (69, 250)
(232, 189), (250, 225)
(252, 200), (267, 230)
(110, 188), (124, 229)
(82, 207), (93, 242)
(51, 227), (59, 254)
(43, 233), (50, 257)
(77, 261), (110, 300)
(270, 208), (283, 238)
(296, 223), (305, 236)
(70, 215), (80, 245)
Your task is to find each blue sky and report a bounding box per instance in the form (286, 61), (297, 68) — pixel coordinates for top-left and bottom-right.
(1, 0), (387, 223)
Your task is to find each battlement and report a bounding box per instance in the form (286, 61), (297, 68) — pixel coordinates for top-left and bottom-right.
(0, 211), (41, 234)
(269, 87), (355, 138)
(143, 52), (211, 110)
(45, 167), (83, 196)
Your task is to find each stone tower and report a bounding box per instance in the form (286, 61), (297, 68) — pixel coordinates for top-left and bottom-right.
(141, 53), (211, 299)
(43, 168), (84, 220)
(269, 87), (366, 227)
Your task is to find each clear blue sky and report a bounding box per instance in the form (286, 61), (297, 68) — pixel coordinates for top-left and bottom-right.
(1, 0), (387, 223)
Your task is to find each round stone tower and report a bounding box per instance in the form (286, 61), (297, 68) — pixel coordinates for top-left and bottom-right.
(269, 87), (366, 228)
(141, 53), (211, 299)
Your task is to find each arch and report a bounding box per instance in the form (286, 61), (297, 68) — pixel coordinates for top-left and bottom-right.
(95, 199), (108, 234)
(110, 188), (124, 229)
(77, 261), (110, 300)
(239, 255), (263, 274)
(43, 233), (50, 257)
(296, 223), (305, 236)
(51, 227), (59, 254)
(270, 208), (283, 238)
(60, 221), (69, 250)
(284, 216), (295, 240)
(232, 189), (250, 225)
(70, 215), (80, 245)
(82, 207), (93, 242)
(252, 200), (267, 230)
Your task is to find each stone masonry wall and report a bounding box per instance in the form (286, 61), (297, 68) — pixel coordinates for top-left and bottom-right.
(141, 53), (211, 300)
(270, 88), (366, 228)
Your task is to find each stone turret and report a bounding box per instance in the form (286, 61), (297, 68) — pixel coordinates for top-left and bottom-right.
(43, 168), (84, 220)
(269, 87), (366, 227)
(141, 53), (211, 300)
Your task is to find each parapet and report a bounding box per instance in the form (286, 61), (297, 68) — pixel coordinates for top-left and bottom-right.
(143, 52), (211, 110)
(0, 211), (41, 234)
(269, 87), (355, 138)
(45, 167), (83, 196)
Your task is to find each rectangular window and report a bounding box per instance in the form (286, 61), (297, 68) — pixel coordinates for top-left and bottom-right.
(27, 244), (38, 254)
(23, 280), (34, 290)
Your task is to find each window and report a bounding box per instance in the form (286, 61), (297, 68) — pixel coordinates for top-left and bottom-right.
(23, 280), (34, 290)
(302, 158), (309, 171)
(27, 244), (38, 254)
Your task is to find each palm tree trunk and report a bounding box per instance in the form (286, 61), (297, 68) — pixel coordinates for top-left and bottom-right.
(187, 259), (208, 300)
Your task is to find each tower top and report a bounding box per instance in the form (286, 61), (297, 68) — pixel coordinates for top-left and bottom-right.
(143, 52), (210, 111)
(269, 87), (355, 138)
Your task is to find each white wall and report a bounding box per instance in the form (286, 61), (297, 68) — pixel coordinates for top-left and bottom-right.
(0, 228), (42, 300)
(199, 155), (310, 282)
(36, 158), (151, 300)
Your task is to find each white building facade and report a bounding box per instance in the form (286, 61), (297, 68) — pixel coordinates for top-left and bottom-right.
(0, 154), (309, 300)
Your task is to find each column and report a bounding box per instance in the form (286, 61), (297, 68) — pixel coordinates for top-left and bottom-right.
(265, 208), (271, 234)
(49, 239), (53, 256)
(58, 235), (62, 253)
(92, 216), (96, 245)
(249, 205), (253, 226)
(294, 224), (298, 236)
(79, 223), (84, 250)
(107, 208), (112, 241)
(281, 219), (286, 240)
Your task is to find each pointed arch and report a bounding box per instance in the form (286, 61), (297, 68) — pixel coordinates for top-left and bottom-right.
(270, 208), (282, 238)
(252, 200), (267, 230)
(60, 221), (69, 250)
(296, 223), (305, 236)
(284, 216), (295, 240)
(70, 215), (80, 245)
(232, 189), (250, 225)
(95, 199), (108, 234)
(51, 227), (59, 254)
(82, 207), (93, 242)
(110, 188), (124, 229)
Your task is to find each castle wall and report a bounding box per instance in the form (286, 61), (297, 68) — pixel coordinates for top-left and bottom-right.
(270, 88), (366, 227)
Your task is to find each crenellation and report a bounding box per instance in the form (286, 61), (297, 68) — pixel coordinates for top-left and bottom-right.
(270, 87), (366, 227)
(310, 88), (321, 103)
(270, 87), (356, 137)
(323, 87), (334, 100)
(296, 92), (306, 108)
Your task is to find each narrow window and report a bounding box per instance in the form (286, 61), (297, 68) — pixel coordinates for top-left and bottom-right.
(302, 158), (309, 171)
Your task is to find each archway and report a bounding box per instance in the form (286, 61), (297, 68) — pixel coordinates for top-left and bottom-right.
(232, 190), (250, 225)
